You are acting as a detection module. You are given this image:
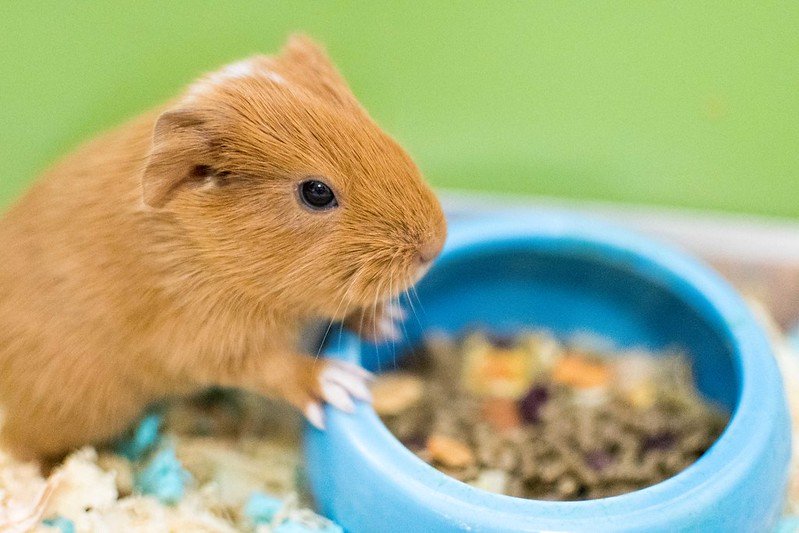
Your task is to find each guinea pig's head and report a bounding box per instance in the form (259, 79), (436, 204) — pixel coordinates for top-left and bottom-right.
(141, 35), (446, 318)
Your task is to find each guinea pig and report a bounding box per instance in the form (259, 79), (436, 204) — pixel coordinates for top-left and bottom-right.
(0, 35), (446, 462)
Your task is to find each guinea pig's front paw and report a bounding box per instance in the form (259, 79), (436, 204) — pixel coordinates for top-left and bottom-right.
(343, 301), (406, 343)
(304, 359), (374, 430)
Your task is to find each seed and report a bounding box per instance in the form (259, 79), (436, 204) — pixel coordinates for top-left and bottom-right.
(481, 397), (522, 431)
(555, 474), (579, 497)
(426, 434), (476, 468)
(440, 463), (480, 482)
(371, 373), (424, 416)
(505, 475), (526, 497)
(470, 468), (508, 494)
(494, 444), (519, 471)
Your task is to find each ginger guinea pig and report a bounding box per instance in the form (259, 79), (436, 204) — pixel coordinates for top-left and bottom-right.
(0, 35), (446, 461)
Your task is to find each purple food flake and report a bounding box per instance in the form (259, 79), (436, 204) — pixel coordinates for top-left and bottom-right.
(518, 384), (550, 423)
(486, 332), (516, 349)
(401, 434), (427, 451)
(585, 450), (614, 471)
(642, 431), (677, 452)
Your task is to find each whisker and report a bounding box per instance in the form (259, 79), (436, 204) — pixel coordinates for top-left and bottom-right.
(401, 286), (416, 334)
(395, 287), (414, 369)
(371, 276), (384, 372)
(389, 276), (398, 370)
(336, 268), (361, 351)
(314, 269), (360, 361)
(404, 284), (423, 332)
(410, 283), (426, 319)
(351, 263), (372, 342)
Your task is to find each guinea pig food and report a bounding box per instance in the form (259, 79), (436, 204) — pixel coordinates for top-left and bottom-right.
(373, 330), (729, 501)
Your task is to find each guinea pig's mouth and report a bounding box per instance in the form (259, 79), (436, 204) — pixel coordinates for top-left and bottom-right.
(350, 247), (434, 310)
(378, 261), (431, 303)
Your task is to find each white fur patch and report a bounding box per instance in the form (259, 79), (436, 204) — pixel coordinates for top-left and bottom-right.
(213, 60), (256, 82)
(187, 59), (286, 100)
(264, 71), (286, 85)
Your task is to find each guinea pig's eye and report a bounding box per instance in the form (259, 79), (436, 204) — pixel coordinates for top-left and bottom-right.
(299, 179), (338, 211)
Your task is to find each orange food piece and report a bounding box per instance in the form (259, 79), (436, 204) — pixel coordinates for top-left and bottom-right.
(371, 373), (424, 416)
(552, 354), (611, 389)
(426, 434), (476, 468)
(463, 347), (534, 398)
(481, 397), (522, 432)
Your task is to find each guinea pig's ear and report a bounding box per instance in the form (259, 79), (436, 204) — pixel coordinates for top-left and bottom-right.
(277, 34), (360, 109)
(141, 108), (214, 208)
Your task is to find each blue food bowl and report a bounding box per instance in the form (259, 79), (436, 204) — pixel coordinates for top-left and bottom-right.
(305, 213), (790, 532)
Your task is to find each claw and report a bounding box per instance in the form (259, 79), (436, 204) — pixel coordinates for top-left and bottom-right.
(304, 401), (326, 430)
(305, 360), (373, 429)
(325, 362), (373, 401)
(329, 359), (375, 381)
(320, 379), (356, 413)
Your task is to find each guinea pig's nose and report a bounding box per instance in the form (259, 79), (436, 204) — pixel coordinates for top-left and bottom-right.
(417, 234), (445, 265)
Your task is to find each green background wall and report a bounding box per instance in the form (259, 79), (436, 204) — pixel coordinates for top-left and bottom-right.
(1, 2), (797, 217)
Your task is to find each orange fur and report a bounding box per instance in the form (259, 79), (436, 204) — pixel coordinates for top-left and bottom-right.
(0, 35), (446, 460)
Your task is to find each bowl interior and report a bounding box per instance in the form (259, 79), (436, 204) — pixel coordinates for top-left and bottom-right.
(358, 243), (739, 411)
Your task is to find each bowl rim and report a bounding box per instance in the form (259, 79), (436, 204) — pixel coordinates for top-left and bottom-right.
(316, 213), (788, 527)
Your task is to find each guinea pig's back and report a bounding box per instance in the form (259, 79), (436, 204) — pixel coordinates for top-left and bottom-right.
(0, 113), (160, 391)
